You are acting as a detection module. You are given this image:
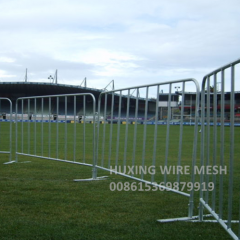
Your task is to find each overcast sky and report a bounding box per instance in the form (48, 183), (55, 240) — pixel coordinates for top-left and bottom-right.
(0, 0), (240, 90)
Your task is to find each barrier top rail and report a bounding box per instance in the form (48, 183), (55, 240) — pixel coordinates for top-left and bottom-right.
(16, 93), (96, 100)
(102, 78), (200, 93)
(202, 58), (240, 82)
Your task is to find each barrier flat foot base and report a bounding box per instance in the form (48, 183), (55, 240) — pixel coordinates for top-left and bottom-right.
(74, 176), (108, 182)
(157, 214), (213, 223)
(157, 215), (201, 223)
(157, 217), (194, 223)
(4, 161), (31, 165)
(191, 219), (239, 223)
(3, 161), (16, 164)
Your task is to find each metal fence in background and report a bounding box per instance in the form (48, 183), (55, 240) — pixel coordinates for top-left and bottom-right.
(199, 59), (240, 240)
(14, 93), (98, 179)
(0, 97), (12, 163)
(96, 78), (200, 220)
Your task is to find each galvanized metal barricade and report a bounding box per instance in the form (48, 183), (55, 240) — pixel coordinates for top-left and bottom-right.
(199, 59), (240, 239)
(15, 93), (98, 179)
(0, 97), (13, 163)
(96, 79), (200, 220)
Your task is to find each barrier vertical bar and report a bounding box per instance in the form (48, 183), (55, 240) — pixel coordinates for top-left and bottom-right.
(228, 64), (235, 229)
(108, 92), (114, 169)
(219, 69), (225, 219)
(15, 100), (19, 163)
(91, 95), (97, 180)
(177, 82), (185, 184)
(0, 100), (1, 149)
(56, 97), (59, 159)
(41, 98), (44, 156)
(101, 94), (107, 166)
(83, 95), (86, 163)
(199, 77), (205, 221)
(164, 84), (172, 184)
(34, 98), (37, 155)
(212, 73), (217, 211)
(131, 88), (139, 177)
(141, 87), (148, 180)
(205, 77), (211, 204)
(48, 97), (51, 158)
(188, 81), (200, 219)
(115, 91), (122, 167)
(64, 96), (67, 160)
(151, 85), (159, 183)
(28, 99), (30, 154)
(9, 100), (12, 162)
(21, 99), (24, 153)
(73, 96), (76, 162)
(123, 89), (130, 169)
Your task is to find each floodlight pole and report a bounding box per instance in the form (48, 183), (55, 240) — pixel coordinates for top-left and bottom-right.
(80, 77), (87, 87)
(175, 86), (180, 92)
(25, 69), (28, 82)
(102, 80), (114, 92)
(48, 75), (54, 83)
(55, 70), (58, 84)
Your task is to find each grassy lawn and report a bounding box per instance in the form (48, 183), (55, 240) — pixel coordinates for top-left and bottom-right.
(0, 122), (238, 240)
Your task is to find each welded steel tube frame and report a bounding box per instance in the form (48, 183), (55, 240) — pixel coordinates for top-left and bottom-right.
(14, 93), (97, 179)
(96, 78), (200, 220)
(199, 58), (240, 240)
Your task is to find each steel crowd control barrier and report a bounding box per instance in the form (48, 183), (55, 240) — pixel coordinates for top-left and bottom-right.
(2, 58), (240, 240)
(96, 78), (200, 220)
(198, 59), (240, 240)
(0, 97), (12, 163)
(14, 93), (103, 180)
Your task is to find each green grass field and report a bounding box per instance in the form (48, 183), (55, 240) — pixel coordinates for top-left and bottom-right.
(0, 122), (239, 240)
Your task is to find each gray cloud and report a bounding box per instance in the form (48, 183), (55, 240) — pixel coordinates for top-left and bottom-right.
(0, 0), (240, 89)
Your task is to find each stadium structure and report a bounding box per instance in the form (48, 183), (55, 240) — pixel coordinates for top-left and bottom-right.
(0, 78), (163, 123)
(177, 91), (240, 122)
(1, 75), (239, 123)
